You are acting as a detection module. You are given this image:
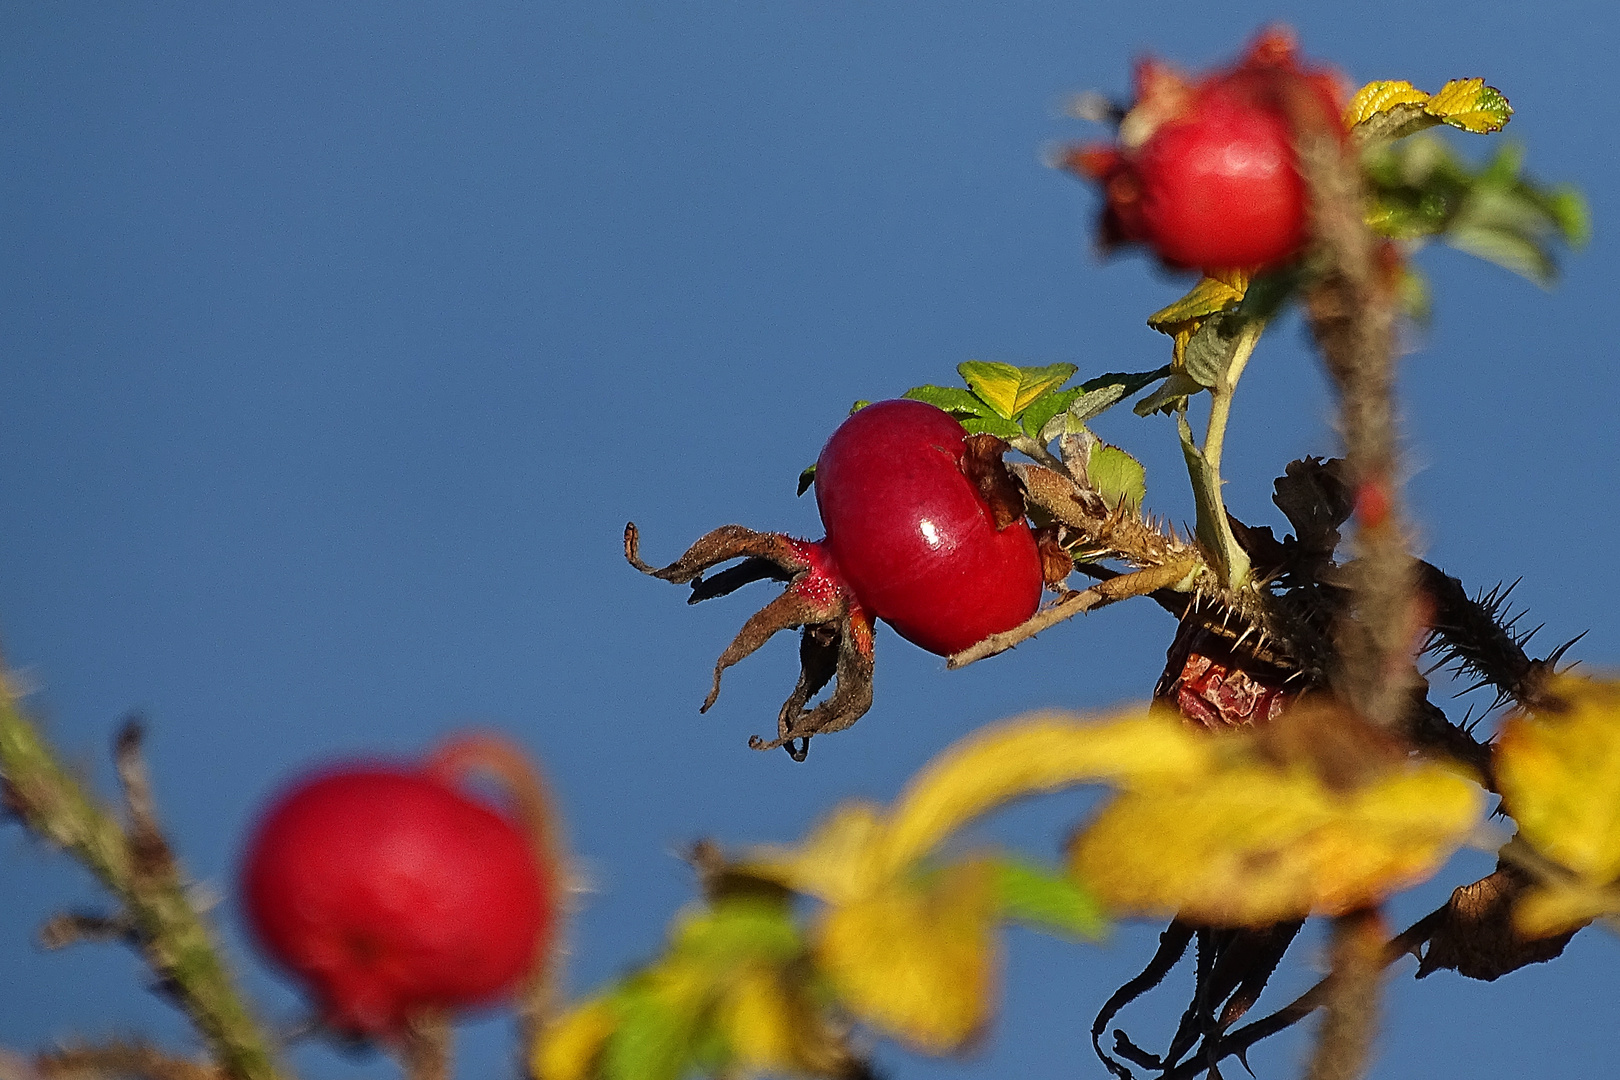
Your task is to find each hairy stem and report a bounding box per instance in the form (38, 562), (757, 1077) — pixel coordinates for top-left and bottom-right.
(1302, 909), (1387, 1080)
(0, 676), (283, 1080)
(1288, 85), (1417, 733)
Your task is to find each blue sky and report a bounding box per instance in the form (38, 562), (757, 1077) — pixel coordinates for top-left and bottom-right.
(2, 3), (1617, 1078)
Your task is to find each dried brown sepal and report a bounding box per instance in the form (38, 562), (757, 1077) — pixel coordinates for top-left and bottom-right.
(1034, 528), (1075, 589)
(1413, 863), (1579, 981)
(702, 589), (834, 713)
(959, 434), (1027, 530)
(38, 910), (134, 950)
(750, 611), (876, 762)
(624, 523), (812, 586)
(627, 521), (876, 760)
(1273, 457), (1354, 568)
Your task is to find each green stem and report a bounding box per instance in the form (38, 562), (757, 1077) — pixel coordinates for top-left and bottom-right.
(1181, 318), (1265, 592)
(1201, 319), (1264, 476)
(0, 677), (286, 1080)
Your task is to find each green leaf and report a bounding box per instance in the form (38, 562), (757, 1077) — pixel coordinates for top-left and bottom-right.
(959, 413), (1025, 439)
(600, 982), (696, 1080)
(902, 384), (993, 418)
(990, 857), (1109, 940)
(1017, 387), (1084, 443)
(1180, 313), (1250, 390)
(1040, 368), (1171, 442)
(1087, 442), (1146, 513)
(849, 399), (872, 414)
(1446, 223), (1554, 285)
(1235, 267), (1303, 321)
(1133, 371), (1205, 418)
(797, 464), (816, 497)
(956, 361), (1078, 420)
(1364, 136), (1587, 286)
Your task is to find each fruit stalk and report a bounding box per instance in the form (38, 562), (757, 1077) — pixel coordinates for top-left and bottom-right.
(0, 674), (283, 1080)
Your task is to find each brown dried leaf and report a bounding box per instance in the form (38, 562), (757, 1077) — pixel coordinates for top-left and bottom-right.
(1415, 864), (1577, 981)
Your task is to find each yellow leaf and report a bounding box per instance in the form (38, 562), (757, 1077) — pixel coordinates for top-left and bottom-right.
(878, 709), (1206, 875)
(815, 863), (996, 1054)
(1147, 272), (1250, 335)
(714, 966), (842, 1075)
(1497, 676), (1620, 886)
(1425, 77), (1513, 134)
(532, 998), (618, 1080)
(1070, 712), (1484, 925)
(1514, 879), (1617, 939)
(740, 801), (888, 904)
(1344, 80), (1430, 128)
(955, 361), (1076, 420)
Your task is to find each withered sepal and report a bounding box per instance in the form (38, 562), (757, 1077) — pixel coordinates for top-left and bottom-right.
(625, 522), (878, 761)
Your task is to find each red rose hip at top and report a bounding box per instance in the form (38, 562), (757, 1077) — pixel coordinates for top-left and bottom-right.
(1066, 27), (1347, 272)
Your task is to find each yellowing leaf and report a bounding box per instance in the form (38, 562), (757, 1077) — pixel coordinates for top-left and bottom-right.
(814, 863), (996, 1054)
(741, 801), (888, 904)
(1346, 76), (1512, 145)
(1147, 271), (1249, 334)
(1497, 676), (1620, 888)
(533, 998), (618, 1080)
(1425, 78), (1513, 134)
(1514, 878), (1618, 939)
(1070, 708), (1485, 925)
(1344, 80), (1430, 128)
(878, 709), (1205, 875)
(956, 361), (1077, 420)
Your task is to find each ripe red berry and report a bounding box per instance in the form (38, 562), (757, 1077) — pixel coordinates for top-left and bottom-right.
(241, 757), (551, 1038)
(816, 399), (1042, 655)
(627, 398), (1044, 755)
(1131, 86), (1307, 269)
(1065, 28), (1346, 272)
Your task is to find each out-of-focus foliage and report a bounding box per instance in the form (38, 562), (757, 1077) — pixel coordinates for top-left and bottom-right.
(1071, 703), (1486, 924)
(1496, 676), (1620, 936)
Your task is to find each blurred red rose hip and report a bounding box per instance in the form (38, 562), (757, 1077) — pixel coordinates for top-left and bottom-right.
(241, 754), (552, 1038)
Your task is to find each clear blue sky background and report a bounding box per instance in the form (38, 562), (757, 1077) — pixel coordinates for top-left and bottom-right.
(2, 3), (1616, 1078)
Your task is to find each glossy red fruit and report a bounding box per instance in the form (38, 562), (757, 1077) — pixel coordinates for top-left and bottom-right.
(815, 399), (1042, 655)
(1066, 28), (1345, 272)
(241, 763), (550, 1038)
(1132, 86), (1306, 269)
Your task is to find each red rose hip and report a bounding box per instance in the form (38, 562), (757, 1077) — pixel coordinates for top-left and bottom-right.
(815, 399), (1042, 656)
(241, 755), (551, 1038)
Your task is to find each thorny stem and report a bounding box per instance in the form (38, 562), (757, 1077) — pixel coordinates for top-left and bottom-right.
(0, 674), (284, 1080)
(1288, 88), (1417, 734)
